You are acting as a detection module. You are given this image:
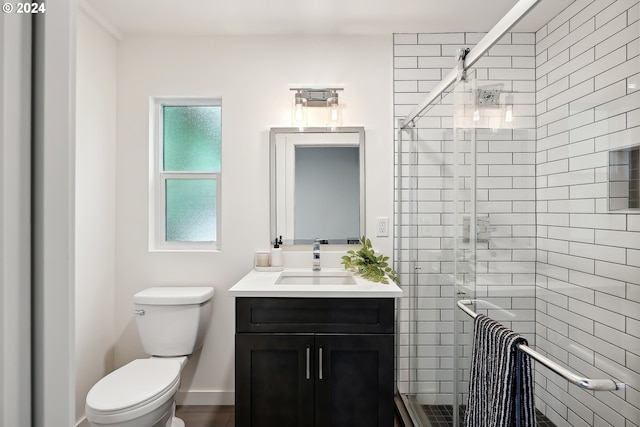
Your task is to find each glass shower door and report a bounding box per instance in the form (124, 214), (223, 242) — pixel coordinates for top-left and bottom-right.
(397, 69), (482, 427)
(397, 68), (481, 426)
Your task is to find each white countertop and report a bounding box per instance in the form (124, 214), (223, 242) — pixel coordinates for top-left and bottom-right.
(228, 268), (403, 298)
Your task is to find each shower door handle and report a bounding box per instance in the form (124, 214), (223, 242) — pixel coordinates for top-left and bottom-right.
(318, 347), (323, 380)
(306, 346), (310, 380)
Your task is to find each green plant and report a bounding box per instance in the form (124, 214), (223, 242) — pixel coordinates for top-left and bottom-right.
(341, 236), (400, 285)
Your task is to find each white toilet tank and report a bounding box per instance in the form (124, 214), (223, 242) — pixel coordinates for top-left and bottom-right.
(133, 287), (215, 356)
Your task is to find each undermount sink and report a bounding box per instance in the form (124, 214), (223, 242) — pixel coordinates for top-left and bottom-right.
(275, 270), (357, 285)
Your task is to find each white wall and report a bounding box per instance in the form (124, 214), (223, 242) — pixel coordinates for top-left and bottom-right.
(75, 9), (118, 424)
(115, 35), (393, 402)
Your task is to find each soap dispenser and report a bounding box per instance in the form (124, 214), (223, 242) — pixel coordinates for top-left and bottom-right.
(270, 236), (283, 267)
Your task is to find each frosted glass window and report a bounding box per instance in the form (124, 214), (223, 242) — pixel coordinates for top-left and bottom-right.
(151, 98), (222, 250)
(165, 179), (217, 242)
(163, 106), (221, 172)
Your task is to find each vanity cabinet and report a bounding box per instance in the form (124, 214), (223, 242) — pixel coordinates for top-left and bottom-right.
(235, 297), (395, 427)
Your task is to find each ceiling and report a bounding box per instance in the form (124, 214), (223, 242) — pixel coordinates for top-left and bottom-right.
(82, 0), (574, 37)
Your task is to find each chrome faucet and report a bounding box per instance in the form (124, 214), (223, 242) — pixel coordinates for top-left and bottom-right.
(312, 238), (321, 271)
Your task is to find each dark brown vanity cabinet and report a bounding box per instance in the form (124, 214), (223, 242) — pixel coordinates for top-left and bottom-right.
(235, 297), (395, 427)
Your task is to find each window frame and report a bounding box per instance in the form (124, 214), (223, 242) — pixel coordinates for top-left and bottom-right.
(149, 97), (222, 251)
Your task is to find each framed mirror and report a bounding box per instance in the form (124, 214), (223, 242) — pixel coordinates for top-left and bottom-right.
(270, 127), (365, 245)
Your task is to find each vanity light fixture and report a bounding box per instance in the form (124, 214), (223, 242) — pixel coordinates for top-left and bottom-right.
(290, 87), (343, 127)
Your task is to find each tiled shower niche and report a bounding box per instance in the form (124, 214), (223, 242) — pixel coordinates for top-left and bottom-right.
(609, 145), (640, 211)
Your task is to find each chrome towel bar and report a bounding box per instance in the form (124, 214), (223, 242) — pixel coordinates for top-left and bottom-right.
(457, 299), (624, 392)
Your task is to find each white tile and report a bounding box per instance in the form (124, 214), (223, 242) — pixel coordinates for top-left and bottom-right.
(595, 260), (640, 285)
(548, 79), (595, 111)
(595, 11), (640, 60)
(538, 186), (571, 200)
(394, 44), (441, 56)
(549, 48), (595, 85)
(595, 53), (639, 90)
(548, 198), (595, 213)
(417, 33), (465, 44)
(394, 68), (442, 81)
(571, 80), (627, 116)
(538, 20), (570, 54)
(539, 159), (569, 176)
(569, 151), (608, 171)
(569, 327), (626, 363)
(538, 129), (569, 150)
(394, 80), (418, 92)
(570, 213), (627, 230)
(595, 125), (640, 152)
(571, 12), (626, 59)
(569, 270), (626, 297)
(630, 249), (640, 267)
(595, 229), (640, 250)
(547, 226), (595, 243)
(393, 33), (418, 45)
(595, 323), (640, 360)
(548, 169), (595, 187)
(595, 89), (640, 121)
(548, 252), (595, 274)
(570, 241), (626, 263)
(550, 15), (593, 56)
(569, 182), (608, 199)
(394, 57), (418, 68)
(570, 114), (627, 144)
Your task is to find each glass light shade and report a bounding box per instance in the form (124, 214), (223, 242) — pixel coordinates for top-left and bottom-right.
(326, 97), (342, 127)
(291, 96), (307, 127)
(504, 94), (514, 124)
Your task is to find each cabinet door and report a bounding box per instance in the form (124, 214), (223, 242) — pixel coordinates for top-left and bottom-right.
(314, 334), (394, 427)
(236, 334), (315, 427)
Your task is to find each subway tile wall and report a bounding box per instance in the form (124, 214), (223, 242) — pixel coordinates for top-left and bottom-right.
(535, 0), (640, 425)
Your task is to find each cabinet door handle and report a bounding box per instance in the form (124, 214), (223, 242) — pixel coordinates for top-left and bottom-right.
(306, 346), (310, 380)
(318, 347), (323, 380)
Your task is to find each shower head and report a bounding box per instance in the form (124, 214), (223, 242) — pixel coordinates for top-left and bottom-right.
(476, 84), (504, 107)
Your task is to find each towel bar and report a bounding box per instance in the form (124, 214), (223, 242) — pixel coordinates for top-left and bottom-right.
(457, 299), (624, 391)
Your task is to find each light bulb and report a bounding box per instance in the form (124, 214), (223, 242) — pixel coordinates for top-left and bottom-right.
(330, 105), (339, 122)
(294, 104), (305, 122)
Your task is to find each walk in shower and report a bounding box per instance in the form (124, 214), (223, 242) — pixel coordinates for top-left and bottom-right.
(393, 0), (635, 426)
(396, 61), (540, 426)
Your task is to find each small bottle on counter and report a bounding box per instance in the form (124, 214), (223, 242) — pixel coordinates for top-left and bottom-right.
(270, 236), (283, 267)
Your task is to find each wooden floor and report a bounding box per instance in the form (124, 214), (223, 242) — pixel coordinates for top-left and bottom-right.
(175, 405), (401, 427)
(176, 406), (235, 427)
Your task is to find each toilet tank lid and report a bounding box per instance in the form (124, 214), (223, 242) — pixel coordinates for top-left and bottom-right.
(133, 287), (215, 305)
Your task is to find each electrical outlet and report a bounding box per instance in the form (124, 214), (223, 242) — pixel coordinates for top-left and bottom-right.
(376, 217), (389, 237)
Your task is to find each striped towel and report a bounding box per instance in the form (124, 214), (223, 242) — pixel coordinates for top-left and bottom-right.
(464, 314), (536, 427)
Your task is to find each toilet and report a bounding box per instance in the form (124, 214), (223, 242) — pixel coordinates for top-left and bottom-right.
(85, 286), (215, 427)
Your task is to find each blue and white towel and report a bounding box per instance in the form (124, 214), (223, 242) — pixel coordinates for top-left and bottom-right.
(464, 314), (536, 427)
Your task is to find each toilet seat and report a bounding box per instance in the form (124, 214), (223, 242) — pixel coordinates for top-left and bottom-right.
(86, 358), (181, 424)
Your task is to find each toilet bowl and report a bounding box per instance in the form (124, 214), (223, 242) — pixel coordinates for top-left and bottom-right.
(86, 357), (184, 427)
(85, 287), (214, 427)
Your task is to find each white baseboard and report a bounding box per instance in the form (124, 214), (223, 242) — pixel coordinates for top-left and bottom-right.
(76, 417), (90, 427)
(176, 390), (235, 406)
